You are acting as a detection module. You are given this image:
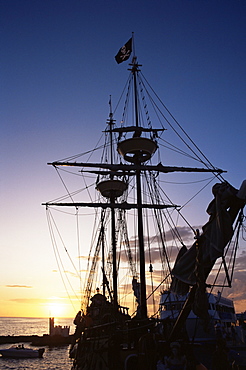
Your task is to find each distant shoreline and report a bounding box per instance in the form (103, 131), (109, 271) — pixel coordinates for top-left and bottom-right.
(0, 334), (73, 345)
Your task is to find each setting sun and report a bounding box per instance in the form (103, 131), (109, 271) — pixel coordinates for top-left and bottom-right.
(46, 298), (66, 318)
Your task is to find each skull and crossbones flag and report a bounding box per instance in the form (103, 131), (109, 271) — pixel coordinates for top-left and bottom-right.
(115, 38), (132, 64)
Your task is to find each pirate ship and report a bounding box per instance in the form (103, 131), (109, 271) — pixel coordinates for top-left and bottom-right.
(44, 38), (246, 369)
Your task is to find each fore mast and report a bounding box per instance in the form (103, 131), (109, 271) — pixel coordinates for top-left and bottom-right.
(96, 101), (127, 311)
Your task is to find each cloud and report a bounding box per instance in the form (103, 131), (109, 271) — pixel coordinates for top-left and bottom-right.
(9, 297), (71, 305)
(5, 285), (32, 288)
(118, 226), (198, 264)
(206, 250), (246, 307)
(224, 270), (246, 301)
(78, 255), (92, 260)
(232, 250), (246, 270)
(63, 270), (80, 278)
(77, 255), (100, 263)
(118, 243), (178, 265)
(128, 226), (196, 246)
(10, 298), (47, 304)
(152, 226), (197, 245)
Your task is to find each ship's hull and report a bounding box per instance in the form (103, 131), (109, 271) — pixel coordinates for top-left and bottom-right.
(71, 319), (157, 370)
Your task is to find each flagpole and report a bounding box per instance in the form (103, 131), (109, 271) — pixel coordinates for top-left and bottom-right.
(131, 32), (135, 62)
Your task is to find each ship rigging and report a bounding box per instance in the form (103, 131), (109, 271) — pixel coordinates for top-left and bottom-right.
(43, 38), (245, 370)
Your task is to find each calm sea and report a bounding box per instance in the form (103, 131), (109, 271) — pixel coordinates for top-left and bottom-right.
(0, 317), (75, 369)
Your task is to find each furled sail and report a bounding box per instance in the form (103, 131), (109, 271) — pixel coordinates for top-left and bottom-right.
(171, 180), (246, 294)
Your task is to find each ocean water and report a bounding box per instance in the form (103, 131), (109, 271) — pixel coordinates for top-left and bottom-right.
(0, 317), (75, 369)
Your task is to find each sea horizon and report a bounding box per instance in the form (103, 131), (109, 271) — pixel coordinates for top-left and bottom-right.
(0, 317), (75, 337)
(0, 316), (74, 319)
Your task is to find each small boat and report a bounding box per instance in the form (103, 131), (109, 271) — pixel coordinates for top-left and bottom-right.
(0, 344), (45, 358)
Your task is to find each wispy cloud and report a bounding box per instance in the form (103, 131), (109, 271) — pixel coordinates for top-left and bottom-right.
(151, 226), (198, 245)
(5, 285), (32, 288)
(10, 298), (47, 304)
(128, 226), (198, 246)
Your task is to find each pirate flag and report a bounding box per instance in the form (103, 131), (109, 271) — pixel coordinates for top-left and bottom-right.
(115, 38), (132, 64)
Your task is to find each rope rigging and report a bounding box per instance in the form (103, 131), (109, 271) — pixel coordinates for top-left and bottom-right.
(43, 55), (245, 324)
(139, 72), (226, 182)
(46, 208), (80, 313)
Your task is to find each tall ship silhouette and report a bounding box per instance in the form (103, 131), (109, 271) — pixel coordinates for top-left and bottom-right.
(44, 37), (246, 369)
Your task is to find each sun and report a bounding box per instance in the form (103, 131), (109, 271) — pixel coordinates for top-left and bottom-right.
(46, 298), (65, 318)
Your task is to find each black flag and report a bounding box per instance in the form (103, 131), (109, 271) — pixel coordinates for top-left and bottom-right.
(115, 38), (132, 64)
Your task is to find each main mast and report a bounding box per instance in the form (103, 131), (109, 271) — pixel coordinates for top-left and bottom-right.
(117, 57), (157, 319)
(131, 58), (147, 319)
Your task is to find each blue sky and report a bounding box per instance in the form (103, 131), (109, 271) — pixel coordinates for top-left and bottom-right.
(1, 0), (246, 317)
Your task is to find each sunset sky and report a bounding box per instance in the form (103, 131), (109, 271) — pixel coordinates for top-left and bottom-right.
(1, 0), (246, 318)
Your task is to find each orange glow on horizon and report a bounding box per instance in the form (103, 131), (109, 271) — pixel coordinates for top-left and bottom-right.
(0, 293), (78, 319)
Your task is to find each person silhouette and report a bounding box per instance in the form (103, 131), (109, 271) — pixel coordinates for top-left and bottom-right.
(165, 342), (187, 370)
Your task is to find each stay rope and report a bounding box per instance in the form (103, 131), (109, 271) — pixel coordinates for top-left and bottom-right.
(46, 208), (80, 312)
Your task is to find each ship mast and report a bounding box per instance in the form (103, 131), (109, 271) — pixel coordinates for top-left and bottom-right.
(108, 99), (118, 310)
(117, 57), (158, 319)
(96, 100), (127, 311)
(132, 58), (147, 319)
